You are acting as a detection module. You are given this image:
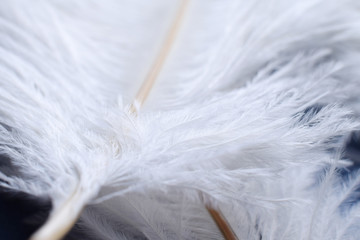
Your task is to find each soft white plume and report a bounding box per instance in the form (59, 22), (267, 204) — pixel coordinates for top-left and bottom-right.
(0, 0), (360, 239)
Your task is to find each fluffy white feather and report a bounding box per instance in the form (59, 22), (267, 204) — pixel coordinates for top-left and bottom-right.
(0, 0), (360, 239)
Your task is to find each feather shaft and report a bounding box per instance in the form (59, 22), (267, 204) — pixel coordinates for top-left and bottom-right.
(130, 0), (189, 112)
(206, 205), (239, 240)
(30, 185), (85, 240)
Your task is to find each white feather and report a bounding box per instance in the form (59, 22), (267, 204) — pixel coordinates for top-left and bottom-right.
(0, 0), (360, 239)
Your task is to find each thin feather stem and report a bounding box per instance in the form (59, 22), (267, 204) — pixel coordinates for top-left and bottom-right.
(30, 185), (85, 240)
(206, 205), (239, 240)
(130, 0), (190, 113)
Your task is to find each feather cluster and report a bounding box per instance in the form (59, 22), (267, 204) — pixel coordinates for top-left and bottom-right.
(1, 0), (360, 239)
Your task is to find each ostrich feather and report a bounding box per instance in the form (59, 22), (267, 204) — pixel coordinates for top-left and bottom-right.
(1, 0), (360, 239)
